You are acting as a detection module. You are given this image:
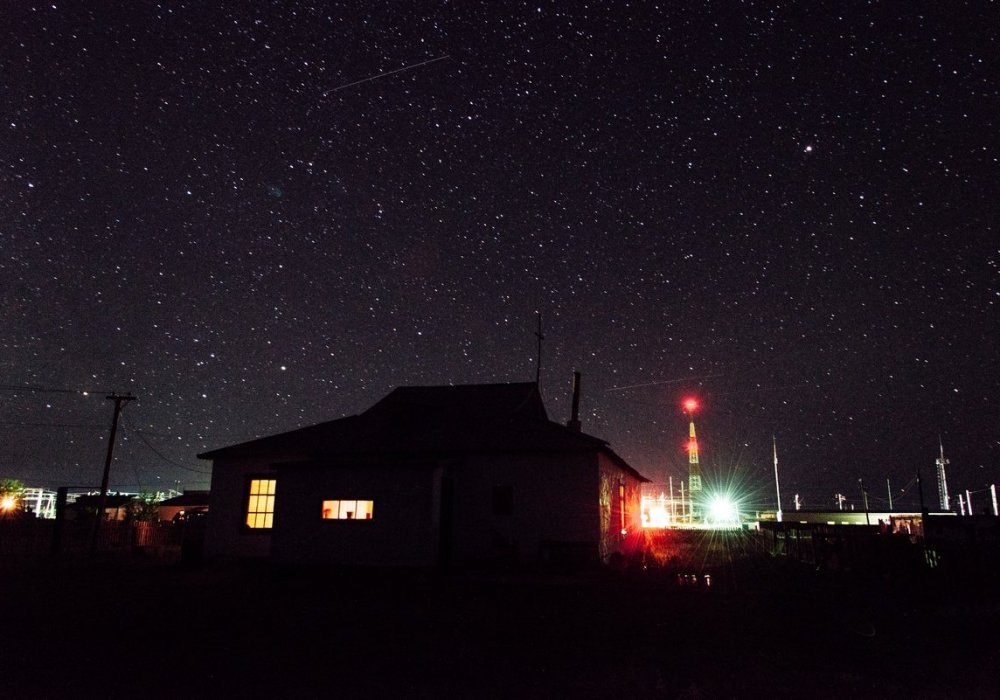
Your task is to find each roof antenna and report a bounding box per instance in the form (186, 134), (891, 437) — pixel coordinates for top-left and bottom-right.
(534, 311), (544, 386)
(567, 371), (582, 432)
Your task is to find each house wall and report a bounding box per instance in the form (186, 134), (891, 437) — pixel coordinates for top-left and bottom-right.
(597, 453), (646, 562)
(449, 450), (601, 566)
(270, 461), (440, 567)
(204, 455), (276, 559)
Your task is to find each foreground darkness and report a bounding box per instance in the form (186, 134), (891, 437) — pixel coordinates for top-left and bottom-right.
(1, 553), (997, 699)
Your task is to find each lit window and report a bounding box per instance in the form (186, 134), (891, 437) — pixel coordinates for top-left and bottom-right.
(322, 499), (374, 520)
(246, 479), (276, 529)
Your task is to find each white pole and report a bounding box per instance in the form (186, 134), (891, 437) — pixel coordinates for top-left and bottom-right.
(991, 484), (998, 516)
(669, 476), (675, 521)
(773, 436), (783, 522)
(966, 489), (973, 515)
(958, 493), (966, 516)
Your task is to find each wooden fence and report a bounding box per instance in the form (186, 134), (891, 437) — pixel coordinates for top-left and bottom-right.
(0, 517), (193, 560)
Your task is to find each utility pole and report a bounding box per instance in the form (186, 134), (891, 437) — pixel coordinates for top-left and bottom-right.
(887, 477), (893, 510)
(858, 478), (870, 525)
(991, 484), (998, 517)
(90, 392), (136, 553)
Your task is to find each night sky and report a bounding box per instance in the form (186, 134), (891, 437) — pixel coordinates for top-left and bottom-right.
(3, 3), (997, 513)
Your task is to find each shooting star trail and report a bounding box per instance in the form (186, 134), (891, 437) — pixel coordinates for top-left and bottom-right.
(606, 374), (724, 392)
(322, 55), (451, 96)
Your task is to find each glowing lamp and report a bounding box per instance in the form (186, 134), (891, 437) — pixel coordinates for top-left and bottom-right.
(682, 398), (699, 413)
(0, 496), (15, 512)
(707, 496), (739, 524)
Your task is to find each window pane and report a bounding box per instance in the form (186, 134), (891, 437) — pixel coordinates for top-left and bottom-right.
(246, 479), (276, 529)
(263, 513), (273, 528)
(321, 499), (374, 520)
(321, 500), (337, 519)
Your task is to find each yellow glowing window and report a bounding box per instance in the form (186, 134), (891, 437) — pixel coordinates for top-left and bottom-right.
(322, 499), (374, 520)
(246, 479), (276, 529)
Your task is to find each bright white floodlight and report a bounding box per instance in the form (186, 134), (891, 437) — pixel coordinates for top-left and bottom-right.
(707, 495), (739, 525)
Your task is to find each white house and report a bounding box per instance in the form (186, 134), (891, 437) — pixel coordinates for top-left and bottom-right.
(199, 382), (648, 567)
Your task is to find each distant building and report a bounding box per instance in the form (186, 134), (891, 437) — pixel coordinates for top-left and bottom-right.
(770, 510), (927, 532)
(21, 488), (57, 519)
(157, 490), (210, 522)
(66, 493), (135, 521)
(199, 382), (649, 567)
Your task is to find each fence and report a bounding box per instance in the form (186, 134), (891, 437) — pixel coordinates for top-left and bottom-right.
(0, 517), (194, 560)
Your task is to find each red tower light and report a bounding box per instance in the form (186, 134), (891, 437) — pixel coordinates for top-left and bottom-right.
(682, 398), (699, 414)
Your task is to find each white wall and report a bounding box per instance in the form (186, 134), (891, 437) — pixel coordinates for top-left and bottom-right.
(204, 455), (276, 559)
(270, 461), (440, 567)
(449, 451), (600, 565)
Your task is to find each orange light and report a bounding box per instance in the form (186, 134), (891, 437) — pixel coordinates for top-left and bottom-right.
(0, 496), (15, 512)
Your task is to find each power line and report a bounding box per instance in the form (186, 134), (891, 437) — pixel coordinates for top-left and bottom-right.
(0, 421), (106, 429)
(123, 416), (211, 475)
(0, 384), (114, 396)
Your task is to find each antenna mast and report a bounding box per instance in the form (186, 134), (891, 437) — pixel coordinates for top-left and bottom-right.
(936, 437), (951, 511)
(534, 312), (544, 386)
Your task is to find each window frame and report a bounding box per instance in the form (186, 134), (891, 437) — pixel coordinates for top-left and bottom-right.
(242, 476), (277, 533)
(320, 499), (375, 521)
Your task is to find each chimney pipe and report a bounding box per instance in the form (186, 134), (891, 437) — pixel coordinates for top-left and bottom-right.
(567, 371), (582, 432)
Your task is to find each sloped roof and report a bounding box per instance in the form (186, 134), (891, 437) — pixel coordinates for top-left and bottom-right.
(198, 382), (647, 481)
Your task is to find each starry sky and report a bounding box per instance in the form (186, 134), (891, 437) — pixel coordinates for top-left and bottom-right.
(3, 2), (997, 513)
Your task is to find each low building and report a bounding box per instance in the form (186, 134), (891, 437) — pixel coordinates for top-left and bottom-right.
(157, 490), (210, 522)
(199, 382), (648, 567)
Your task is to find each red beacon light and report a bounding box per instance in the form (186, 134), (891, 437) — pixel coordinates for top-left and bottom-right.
(682, 398), (699, 414)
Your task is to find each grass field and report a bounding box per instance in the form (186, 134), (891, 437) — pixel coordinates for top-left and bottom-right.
(1, 552), (997, 698)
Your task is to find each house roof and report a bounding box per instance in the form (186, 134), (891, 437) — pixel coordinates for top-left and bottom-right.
(199, 382), (647, 482)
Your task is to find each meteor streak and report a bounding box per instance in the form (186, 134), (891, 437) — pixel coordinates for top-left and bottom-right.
(322, 55), (451, 95)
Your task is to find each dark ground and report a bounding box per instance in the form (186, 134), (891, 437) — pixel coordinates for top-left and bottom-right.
(1, 551), (997, 699)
